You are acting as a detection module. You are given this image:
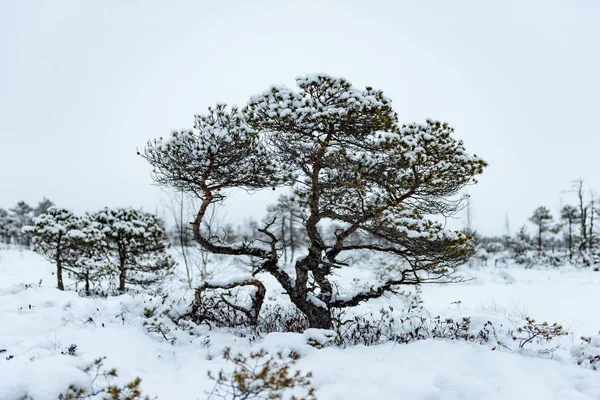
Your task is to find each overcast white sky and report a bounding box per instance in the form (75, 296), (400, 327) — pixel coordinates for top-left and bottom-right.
(1, 0), (599, 236)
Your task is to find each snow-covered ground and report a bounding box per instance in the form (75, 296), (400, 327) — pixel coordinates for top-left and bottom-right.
(2, 248), (600, 399)
(422, 265), (600, 338)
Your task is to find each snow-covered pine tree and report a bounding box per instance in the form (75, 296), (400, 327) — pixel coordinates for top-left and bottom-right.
(92, 208), (174, 292)
(560, 205), (579, 261)
(529, 206), (553, 255)
(24, 207), (89, 290)
(508, 225), (533, 259)
(33, 197), (55, 217)
(67, 215), (107, 295)
(0, 208), (9, 244)
(10, 201), (34, 247)
(142, 74), (487, 329)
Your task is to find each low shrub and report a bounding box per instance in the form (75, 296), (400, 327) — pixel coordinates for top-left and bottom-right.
(207, 348), (316, 400)
(509, 317), (567, 353)
(57, 357), (153, 400)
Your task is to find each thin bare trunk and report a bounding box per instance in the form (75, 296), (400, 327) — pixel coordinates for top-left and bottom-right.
(199, 204), (216, 280)
(289, 208), (295, 262)
(179, 192), (192, 288)
(576, 179), (588, 251)
(118, 242), (126, 292)
(589, 194), (595, 255)
(537, 222), (543, 255)
(281, 215), (287, 263)
(85, 271), (90, 296)
(56, 232), (64, 291)
(568, 219), (573, 261)
(56, 262), (64, 291)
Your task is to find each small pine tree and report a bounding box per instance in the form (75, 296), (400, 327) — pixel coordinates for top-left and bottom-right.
(34, 197), (55, 217)
(507, 225), (532, 258)
(93, 208), (174, 292)
(560, 205), (579, 261)
(529, 206), (553, 255)
(67, 215), (108, 295)
(10, 201), (34, 247)
(24, 207), (85, 290)
(0, 208), (9, 244)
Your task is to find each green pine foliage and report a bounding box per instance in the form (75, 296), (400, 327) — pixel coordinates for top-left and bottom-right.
(92, 208), (175, 292)
(24, 207), (95, 291)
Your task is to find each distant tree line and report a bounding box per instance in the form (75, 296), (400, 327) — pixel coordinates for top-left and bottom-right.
(477, 179), (600, 267)
(0, 198), (54, 247)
